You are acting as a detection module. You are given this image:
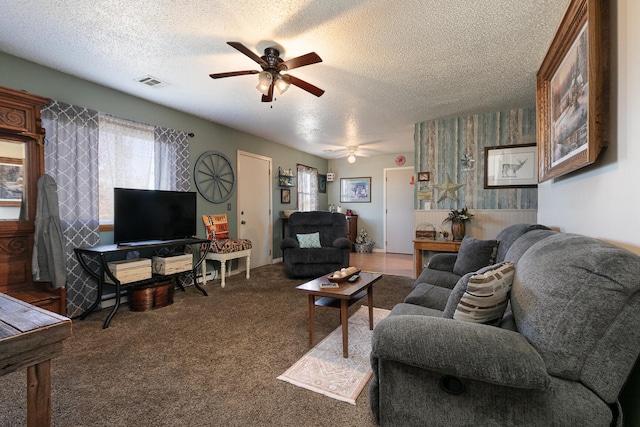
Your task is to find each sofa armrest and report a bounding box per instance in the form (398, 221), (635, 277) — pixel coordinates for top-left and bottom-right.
(332, 237), (352, 250)
(279, 237), (299, 250)
(371, 315), (550, 390)
(425, 253), (458, 271)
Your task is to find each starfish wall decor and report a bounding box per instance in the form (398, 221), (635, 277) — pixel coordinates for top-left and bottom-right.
(434, 173), (464, 202)
(461, 153), (475, 171)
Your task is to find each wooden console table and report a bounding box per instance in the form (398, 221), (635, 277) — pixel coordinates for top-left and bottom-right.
(74, 238), (211, 328)
(0, 293), (72, 427)
(414, 239), (461, 278)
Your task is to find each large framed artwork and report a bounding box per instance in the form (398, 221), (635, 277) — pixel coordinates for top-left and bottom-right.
(340, 177), (371, 203)
(536, 0), (609, 182)
(484, 144), (538, 189)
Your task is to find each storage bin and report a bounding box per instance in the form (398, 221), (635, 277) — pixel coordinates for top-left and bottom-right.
(129, 280), (175, 312)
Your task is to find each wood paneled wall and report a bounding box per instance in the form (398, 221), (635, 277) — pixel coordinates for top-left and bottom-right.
(414, 107), (538, 211)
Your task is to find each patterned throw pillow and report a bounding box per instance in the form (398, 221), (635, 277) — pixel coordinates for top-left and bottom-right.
(202, 214), (229, 240)
(453, 262), (515, 326)
(297, 232), (322, 248)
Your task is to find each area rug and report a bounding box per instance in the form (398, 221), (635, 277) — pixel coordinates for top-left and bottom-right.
(277, 306), (390, 405)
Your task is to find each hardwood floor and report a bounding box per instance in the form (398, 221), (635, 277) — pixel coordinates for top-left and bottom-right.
(349, 251), (413, 277)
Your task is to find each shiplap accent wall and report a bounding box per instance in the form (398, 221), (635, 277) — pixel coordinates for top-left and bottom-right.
(414, 107), (538, 210)
(414, 209), (538, 241)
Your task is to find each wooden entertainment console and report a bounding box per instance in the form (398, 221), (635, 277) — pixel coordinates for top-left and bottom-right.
(74, 238), (211, 328)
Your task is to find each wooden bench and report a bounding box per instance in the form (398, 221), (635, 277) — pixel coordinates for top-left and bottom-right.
(0, 293), (72, 426)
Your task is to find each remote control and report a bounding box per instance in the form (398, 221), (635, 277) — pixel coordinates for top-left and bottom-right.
(320, 282), (339, 288)
(348, 274), (359, 283)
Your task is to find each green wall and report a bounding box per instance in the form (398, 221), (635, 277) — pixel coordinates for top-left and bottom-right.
(0, 51), (328, 257)
(327, 152), (414, 251)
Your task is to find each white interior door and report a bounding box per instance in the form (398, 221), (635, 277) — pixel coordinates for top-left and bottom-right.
(237, 151), (272, 268)
(385, 168), (414, 254)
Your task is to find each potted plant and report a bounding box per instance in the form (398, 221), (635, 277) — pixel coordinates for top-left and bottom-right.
(442, 207), (474, 241)
(354, 228), (374, 253)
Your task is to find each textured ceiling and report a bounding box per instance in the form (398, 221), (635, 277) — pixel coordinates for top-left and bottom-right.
(0, 0), (570, 159)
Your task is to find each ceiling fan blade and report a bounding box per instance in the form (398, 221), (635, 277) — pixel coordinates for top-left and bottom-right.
(209, 70), (259, 79)
(227, 41), (268, 68)
(261, 82), (274, 102)
(288, 75), (325, 97)
(279, 52), (322, 71)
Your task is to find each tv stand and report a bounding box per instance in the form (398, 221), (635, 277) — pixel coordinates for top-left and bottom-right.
(74, 237), (211, 328)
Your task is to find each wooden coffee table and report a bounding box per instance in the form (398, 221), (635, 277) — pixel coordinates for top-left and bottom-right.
(296, 271), (382, 358)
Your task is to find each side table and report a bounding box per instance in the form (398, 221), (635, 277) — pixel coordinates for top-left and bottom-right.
(413, 239), (461, 278)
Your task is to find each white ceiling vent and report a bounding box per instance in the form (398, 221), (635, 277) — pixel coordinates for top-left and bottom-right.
(136, 75), (169, 88)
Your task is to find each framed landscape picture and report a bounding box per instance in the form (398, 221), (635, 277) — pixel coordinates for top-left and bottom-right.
(484, 144), (538, 188)
(340, 177), (371, 203)
(0, 158), (23, 207)
(536, 0), (608, 182)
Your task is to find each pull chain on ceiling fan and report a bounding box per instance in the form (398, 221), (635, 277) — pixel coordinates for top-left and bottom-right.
(209, 41), (325, 102)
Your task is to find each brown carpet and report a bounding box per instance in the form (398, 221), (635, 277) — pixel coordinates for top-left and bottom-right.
(0, 263), (414, 427)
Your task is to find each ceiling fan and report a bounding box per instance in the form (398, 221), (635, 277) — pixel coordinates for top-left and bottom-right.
(324, 145), (375, 163)
(209, 41), (325, 102)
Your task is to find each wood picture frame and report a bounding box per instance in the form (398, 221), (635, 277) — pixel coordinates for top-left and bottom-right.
(340, 177), (371, 203)
(536, 0), (609, 182)
(484, 144), (538, 188)
(280, 188), (291, 204)
(417, 171), (431, 182)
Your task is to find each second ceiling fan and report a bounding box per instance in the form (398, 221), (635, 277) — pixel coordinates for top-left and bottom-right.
(210, 41), (325, 102)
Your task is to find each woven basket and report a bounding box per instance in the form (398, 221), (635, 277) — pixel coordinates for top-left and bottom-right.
(354, 242), (373, 253)
(129, 280), (175, 312)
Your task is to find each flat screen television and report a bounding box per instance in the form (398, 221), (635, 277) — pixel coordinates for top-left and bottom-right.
(113, 188), (197, 245)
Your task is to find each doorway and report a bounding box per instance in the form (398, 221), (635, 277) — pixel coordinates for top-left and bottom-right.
(237, 151), (272, 268)
(384, 167), (414, 254)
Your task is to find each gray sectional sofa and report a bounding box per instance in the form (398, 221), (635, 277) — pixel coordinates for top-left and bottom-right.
(370, 225), (640, 426)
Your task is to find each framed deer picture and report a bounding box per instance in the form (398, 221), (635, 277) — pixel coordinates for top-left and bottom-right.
(484, 144), (538, 189)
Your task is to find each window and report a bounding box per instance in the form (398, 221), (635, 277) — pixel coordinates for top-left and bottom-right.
(98, 114), (155, 224)
(297, 164), (318, 211)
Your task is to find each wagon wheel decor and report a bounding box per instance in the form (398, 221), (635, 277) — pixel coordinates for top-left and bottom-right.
(194, 150), (236, 203)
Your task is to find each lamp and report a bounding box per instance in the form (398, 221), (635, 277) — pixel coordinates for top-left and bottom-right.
(275, 74), (290, 95)
(347, 146), (357, 164)
(256, 71), (272, 95)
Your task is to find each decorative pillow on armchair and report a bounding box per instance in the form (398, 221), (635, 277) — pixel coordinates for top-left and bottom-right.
(443, 262), (515, 326)
(297, 232), (322, 248)
(452, 236), (498, 276)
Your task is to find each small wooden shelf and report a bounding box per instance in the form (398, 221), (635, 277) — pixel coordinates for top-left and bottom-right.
(278, 167), (296, 187)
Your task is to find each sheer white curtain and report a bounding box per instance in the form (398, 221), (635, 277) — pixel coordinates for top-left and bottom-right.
(98, 114), (190, 224)
(297, 164), (319, 211)
(98, 113), (155, 223)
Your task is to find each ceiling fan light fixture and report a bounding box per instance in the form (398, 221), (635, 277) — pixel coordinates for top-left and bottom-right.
(347, 154), (357, 164)
(256, 71), (272, 94)
(275, 75), (290, 95)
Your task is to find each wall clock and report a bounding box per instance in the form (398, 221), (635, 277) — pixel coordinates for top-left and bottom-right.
(395, 155), (406, 166)
(194, 150), (236, 203)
